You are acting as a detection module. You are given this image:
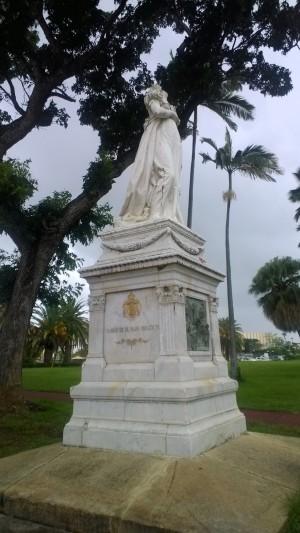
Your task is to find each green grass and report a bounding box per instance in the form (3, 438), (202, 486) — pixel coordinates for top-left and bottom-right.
(282, 491), (300, 533)
(23, 361), (300, 413)
(0, 400), (72, 458)
(237, 360), (300, 412)
(22, 366), (81, 393)
(247, 421), (300, 439)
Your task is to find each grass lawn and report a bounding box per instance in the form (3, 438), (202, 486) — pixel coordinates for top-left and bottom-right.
(237, 360), (300, 412)
(0, 400), (72, 459)
(22, 366), (81, 393)
(23, 360), (300, 413)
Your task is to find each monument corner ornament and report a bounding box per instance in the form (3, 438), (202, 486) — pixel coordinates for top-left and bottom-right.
(63, 83), (246, 456)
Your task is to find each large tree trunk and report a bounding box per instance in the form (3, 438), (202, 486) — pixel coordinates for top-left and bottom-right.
(43, 347), (54, 366)
(187, 107), (198, 229)
(0, 239), (59, 411)
(62, 340), (72, 365)
(225, 171), (238, 380)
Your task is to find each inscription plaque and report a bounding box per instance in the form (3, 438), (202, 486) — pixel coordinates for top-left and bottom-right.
(104, 288), (160, 363)
(185, 297), (209, 351)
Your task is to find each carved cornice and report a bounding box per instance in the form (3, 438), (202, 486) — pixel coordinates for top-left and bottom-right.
(103, 218), (205, 244)
(81, 254), (225, 283)
(103, 228), (166, 252)
(102, 227), (203, 256)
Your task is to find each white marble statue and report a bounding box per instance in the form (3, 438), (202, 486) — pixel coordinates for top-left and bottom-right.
(119, 84), (184, 224)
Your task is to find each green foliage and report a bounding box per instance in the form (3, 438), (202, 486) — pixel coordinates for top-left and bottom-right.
(243, 338), (263, 354)
(32, 297), (88, 364)
(82, 156), (115, 194)
(0, 246), (83, 307)
(0, 159), (36, 209)
(289, 169), (300, 247)
(0, 159), (112, 306)
(267, 336), (300, 360)
(155, 0), (300, 134)
(250, 257), (300, 334)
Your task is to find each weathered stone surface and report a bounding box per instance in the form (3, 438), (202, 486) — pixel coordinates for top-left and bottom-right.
(0, 433), (299, 533)
(0, 514), (67, 533)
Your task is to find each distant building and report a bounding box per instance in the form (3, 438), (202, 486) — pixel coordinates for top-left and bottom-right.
(242, 332), (277, 349)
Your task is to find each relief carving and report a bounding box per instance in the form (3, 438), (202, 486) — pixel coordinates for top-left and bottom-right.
(156, 285), (185, 304)
(88, 294), (105, 311)
(208, 296), (219, 313)
(122, 292), (141, 319)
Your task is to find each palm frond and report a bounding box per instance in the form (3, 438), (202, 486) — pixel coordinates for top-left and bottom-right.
(233, 144), (282, 181)
(199, 152), (216, 164)
(204, 102), (237, 131)
(224, 128), (232, 160)
(289, 169), (300, 204)
(293, 168), (300, 182)
(213, 94), (254, 121)
(290, 187), (300, 203)
(200, 137), (218, 152)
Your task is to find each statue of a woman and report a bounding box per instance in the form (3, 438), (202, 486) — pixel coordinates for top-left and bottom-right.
(119, 84), (183, 224)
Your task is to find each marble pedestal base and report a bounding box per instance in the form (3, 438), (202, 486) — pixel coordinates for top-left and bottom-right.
(63, 219), (246, 456)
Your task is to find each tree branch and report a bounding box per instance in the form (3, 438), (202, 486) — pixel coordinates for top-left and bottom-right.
(172, 0), (191, 35)
(6, 79), (25, 116)
(37, 8), (60, 51)
(50, 89), (76, 103)
(58, 151), (134, 237)
(0, 207), (29, 252)
(0, 76), (64, 159)
(0, 81), (25, 117)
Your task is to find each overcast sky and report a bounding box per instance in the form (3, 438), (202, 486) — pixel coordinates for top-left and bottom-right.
(2, 26), (300, 339)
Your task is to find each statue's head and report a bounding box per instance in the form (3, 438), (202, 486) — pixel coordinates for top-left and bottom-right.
(144, 84), (168, 110)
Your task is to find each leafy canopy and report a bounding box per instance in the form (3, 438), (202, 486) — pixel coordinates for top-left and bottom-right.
(0, 159), (112, 305)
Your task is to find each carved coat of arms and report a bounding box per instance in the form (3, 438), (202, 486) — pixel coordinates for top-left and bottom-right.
(123, 292), (141, 319)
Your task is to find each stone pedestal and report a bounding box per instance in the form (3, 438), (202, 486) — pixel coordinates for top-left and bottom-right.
(63, 219), (246, 456)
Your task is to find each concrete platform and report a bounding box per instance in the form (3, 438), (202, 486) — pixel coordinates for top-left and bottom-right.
(0, 433), (299, 533)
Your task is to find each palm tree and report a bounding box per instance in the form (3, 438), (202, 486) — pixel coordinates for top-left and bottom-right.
(289, 168), (300, 246)
(59, 298), (88, 364)
(33, 304), (63, 365)
(33, 298), (88, 365)
(187, 82), (255, 228)
(250, 256), (300, 337)
(219, 318), (244, 361)
(200, 130), (282, 378)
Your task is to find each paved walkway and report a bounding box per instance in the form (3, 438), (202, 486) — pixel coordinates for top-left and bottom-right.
(24, 390), (300, 428)
(1, 433), (299, 532)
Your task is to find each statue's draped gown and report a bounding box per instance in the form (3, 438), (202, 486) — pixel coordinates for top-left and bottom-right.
(120, 98), (183, 223)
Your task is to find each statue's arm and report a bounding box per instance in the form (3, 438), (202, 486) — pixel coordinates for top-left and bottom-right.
(149, 100), (179, 124)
